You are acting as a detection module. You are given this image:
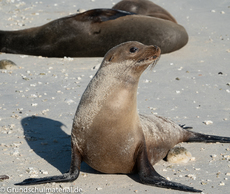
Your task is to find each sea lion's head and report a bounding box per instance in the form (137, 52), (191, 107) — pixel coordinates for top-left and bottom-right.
(101, 41), (161, 77)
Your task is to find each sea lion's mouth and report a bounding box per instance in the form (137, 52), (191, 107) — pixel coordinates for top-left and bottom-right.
(149, 55), (160, 70)
(134, 45), (161, 72)
(137, 54), (160, 69)
(137, 55), (159, 63)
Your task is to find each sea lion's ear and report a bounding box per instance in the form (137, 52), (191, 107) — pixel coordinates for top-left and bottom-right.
(108, 55), (114, 62)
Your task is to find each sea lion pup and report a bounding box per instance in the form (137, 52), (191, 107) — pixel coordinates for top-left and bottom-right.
(0, 8), (188, 57)
(112, 0), (177, 23)
(16, 41), (230, 192)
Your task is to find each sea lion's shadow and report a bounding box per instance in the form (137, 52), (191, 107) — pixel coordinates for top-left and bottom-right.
(21, 116), (97, 174)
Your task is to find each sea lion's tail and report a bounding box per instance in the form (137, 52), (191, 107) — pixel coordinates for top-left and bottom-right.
(186, 131), (230, 143)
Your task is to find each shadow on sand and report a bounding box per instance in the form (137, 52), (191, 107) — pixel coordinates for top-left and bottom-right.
(21, 116), (97, 174)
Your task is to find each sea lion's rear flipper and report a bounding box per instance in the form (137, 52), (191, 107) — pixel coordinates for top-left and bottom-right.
(186, 131), (230, 143)
(15, 142), (82, 185)
(136, 143), (202, 192)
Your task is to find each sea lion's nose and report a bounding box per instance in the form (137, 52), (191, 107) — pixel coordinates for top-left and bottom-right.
(153, 45), (159, 50)
(152, 45), (160, 53)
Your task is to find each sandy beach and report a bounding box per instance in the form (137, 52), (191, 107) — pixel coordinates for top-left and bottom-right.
(0, 0), (230, 193)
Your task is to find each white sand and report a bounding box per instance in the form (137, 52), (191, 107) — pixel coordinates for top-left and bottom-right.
(0, 0), (230, 193)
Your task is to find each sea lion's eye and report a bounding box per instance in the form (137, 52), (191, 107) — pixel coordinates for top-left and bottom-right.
(130, 47), (138, 53)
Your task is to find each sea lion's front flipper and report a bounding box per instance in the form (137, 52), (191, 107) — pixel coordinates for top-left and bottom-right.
(15, 173), (76, 185)
(136, 143), (202, 193)
(15, 142), (82, 185)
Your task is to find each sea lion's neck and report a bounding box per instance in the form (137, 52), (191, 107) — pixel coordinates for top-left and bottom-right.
(73, 63), (139, 129)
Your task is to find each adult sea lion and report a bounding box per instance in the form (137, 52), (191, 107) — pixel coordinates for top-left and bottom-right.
(0, 7), (188, 57)
(16, 41), (230, 192)
(112, 0), (177, 23)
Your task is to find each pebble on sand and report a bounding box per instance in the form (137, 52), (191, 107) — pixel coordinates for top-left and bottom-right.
(203, 120), (213, 125)
(167, 147), (192, 164)
(0, 59), (18, 70)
